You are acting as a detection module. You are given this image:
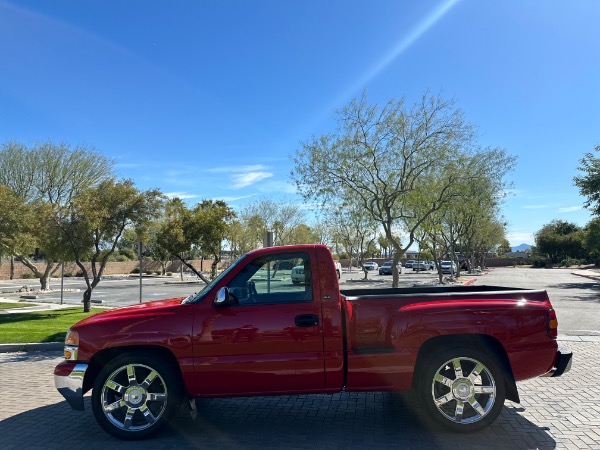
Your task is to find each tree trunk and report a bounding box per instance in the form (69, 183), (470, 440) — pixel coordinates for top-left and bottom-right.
(82, 288), (92, 313)
(40, 261), (60, 290)
(40, 274), (50, 290)
(176, 255), (210, 284)
(211, 256), (219, 280)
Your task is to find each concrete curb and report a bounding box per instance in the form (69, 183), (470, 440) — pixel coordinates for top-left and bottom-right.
(571, 271), (600, 282)
(0, 342), (63, 353)
(462, 278), (477, 286)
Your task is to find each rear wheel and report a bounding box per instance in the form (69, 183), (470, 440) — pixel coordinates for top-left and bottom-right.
(91, 352), (183, 440)
(416, 346), (506, 432)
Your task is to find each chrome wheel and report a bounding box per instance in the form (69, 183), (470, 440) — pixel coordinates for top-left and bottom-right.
(431, 356), (496, 425)
(100, 363), (168, 432)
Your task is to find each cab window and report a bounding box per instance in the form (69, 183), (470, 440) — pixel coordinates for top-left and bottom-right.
(227, 251), (313, 305)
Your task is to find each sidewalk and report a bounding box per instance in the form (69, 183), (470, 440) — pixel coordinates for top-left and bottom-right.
(570, 267), (600, 282)
(0, 341), (597, 449)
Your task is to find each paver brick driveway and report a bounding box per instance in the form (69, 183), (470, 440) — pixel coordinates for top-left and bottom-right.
(1, 340), (598, 449)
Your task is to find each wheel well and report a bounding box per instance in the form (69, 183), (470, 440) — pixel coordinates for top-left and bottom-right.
(83, 345), (183, 394)
(413, 334), (520, 403)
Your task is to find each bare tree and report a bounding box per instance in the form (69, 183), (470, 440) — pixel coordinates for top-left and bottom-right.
(326, 201), (379, 280)
(293, 93), (485, 287)
(0, 141), (115, 289)
(53, 179), (163, 312)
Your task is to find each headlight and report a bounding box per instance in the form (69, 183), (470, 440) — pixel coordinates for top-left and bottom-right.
(64, 330), (79, 360)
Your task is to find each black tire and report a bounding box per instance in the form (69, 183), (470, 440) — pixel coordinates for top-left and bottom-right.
(91, 352), (183, 440)
(337, 270), (341, 279)
(415, 346), (506, 433)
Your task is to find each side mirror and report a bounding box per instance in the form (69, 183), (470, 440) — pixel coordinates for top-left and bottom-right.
(214, 287), (234, 307)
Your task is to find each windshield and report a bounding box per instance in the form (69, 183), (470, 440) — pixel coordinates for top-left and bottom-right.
(183, 254), (248, 304)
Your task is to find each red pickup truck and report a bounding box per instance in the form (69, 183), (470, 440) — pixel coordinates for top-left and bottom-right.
(54, 244), (572, 439)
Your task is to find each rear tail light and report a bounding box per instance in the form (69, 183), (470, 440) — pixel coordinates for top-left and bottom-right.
(547, 309), (558, 338)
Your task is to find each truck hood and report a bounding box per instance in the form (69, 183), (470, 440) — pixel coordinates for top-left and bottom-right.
(73, 297), (188, 328)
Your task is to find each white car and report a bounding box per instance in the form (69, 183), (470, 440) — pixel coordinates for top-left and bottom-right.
(293, 262), (341, 284)
(362, 261), (379, 271)
(412, 261), (429, 271)
(291, 265), (306, 284)
(334, 261), (342, 279)
(378, 261), (402, 275)
(441, 260), (457, 274)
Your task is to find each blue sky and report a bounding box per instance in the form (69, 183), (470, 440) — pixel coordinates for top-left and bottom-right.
(1, 0), (599, 246)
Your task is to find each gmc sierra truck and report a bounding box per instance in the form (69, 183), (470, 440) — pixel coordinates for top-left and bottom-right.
(55, 244), (572, 439)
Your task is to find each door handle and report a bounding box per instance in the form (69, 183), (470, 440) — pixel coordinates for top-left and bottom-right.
(295, 314), (319, 327)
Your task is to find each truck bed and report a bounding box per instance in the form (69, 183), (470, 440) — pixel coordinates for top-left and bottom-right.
(340, 284), (540, 299)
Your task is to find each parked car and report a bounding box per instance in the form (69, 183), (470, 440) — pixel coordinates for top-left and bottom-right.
(404, 259), (416, 268)
(362, 261), (378, 271)
(55, 244), (572, 439)
(412, 261), (430, 271)
(294, 261), (342, 283)
(441, 260), (457, 274)
(378, 261), (402, 275)
(291, 265), (306, 284)
(426, 260), (435, 270)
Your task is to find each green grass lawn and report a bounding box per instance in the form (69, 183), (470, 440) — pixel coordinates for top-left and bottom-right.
(0, 308), (103, 344)
(0, 302), (37, 310)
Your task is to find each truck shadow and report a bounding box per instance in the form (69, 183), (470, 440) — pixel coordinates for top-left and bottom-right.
(0, 393), (556, 449)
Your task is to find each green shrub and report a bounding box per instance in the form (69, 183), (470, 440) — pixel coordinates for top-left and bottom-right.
(155, 271), (162, 275)
(145, 271), (153, 275)
(63, 272), (72, 277)
(75, 271), (84, 277)
(561, 258), (585, 267)
(166, 272), (173, 276)
(531, 256), (548, 268)
(22, 272), (33, 279)
(131, 268), (141, 274)
(118, 248), (137, 261)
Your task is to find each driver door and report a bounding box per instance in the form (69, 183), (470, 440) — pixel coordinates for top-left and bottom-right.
(192, 250), (325, 395)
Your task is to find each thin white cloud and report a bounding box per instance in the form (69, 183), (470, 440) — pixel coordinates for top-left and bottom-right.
(204, 164), (274, 189)
(212, 194), (257, 203)
(558, 206), (583, 213)
(232, 172), (273, 189)
(164, 192), (200, 200)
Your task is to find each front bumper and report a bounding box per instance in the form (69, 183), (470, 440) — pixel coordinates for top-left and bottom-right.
(543, 348), (573, 377)
(54, 361), (89, 411)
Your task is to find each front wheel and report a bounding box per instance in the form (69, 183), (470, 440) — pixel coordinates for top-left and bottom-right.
(415, 346), (506, 432)
(91, 352), (183, 440)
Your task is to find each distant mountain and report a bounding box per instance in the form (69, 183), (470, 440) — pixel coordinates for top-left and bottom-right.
(511, 244), (532, 252)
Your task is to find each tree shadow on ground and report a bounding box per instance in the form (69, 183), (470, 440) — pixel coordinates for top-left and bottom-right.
(550, 282), (600, 303)
(0, 392), (556, 450)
